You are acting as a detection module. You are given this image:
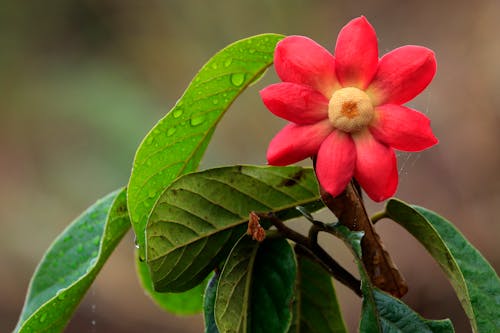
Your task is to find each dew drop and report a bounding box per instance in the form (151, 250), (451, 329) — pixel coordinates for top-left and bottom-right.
(89, 258), (97, 267)
(167, 127), (177, 136)
(224, 59), (232, 67)
(39, 313), (47, 323)
(77, 244), (84, 253)
(190, 115), (206, 126)
(173, 109), (183, 118)
(211, 62), (218, 69)
(146, 136), (154, 144)
(212, 99), (219, 105)
(249, 48), (256, 54)
(230, 73), (246, 86)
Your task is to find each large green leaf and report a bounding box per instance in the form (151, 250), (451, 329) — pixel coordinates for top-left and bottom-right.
(288, 252), (347, 333)
(15, 188), (130, 333)
(215, 235), (296, 333)
(135, 254), (207, 315)
(384, 199), (500, 333)
(330, 224), (454, 333)
(127, 34), (284, 258)
(146, 165), (322, 292)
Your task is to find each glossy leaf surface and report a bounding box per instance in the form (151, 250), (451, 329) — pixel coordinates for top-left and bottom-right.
(330, 224), (454, 333)
(15, 189), (130, 333)
(384, 199), (500, 333)
(204, 274), (220, 333)
(136, 254), (207, 315)
(127, 34), (284, 257)
(214, 235), (296, 333)
(147, 165), (322, 292)
(288, 252), (347, 333)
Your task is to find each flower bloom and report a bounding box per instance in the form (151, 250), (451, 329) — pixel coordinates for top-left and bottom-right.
(261, 16), (438, 202)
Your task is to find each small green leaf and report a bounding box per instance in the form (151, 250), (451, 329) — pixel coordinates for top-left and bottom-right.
(204, 274), (220, 333)
(288, 252), (347, 333)
(127, 34), (284, 257)
(147, 165), (322, 292)
(136, 252), (206, 315)
(15, 188), (130, 333)
(215, 235), (296, 333)
(331, 224), (454, 333)
(384, 199), (500, 333)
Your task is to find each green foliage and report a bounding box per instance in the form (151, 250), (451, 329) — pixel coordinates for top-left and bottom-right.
(204, 274), (220, 333)
(146, 165), (323, 292)
(15, 30), (500, 333)
(15, 188), (130, 333)
(331, 224), (455, 333)
(135, 253), (207, 315)
(127, 33), (284, 258)
(384, 199), (500, 333)
(214, 235), (296, 333)
(288, 252), (347, 333)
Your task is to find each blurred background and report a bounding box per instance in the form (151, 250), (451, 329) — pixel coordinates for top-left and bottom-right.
(1, 0), (499, 332)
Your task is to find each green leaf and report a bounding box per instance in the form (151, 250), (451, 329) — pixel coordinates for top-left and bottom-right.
(127, 33), (284, 258)
(135, 252), (206, 315)
(288, 252), (347, 333)
(204, 274), (220, 333)
(215, 235), (296, 333)
(384, 199), (500, 333)
(147, 165), (323, 292)
(15, 188), (130, 333)
(372, 289), (454, 333)
(330, 224), (454, 333)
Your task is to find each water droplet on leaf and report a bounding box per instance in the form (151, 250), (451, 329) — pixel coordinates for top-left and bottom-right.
(190, 115), (206, 126)
(230, 73), (246, 86)
(173, 109), (183, 118)
(224, 59), (232, 67)
(39, 313), (47, 323)
(167, 127), (176, 136)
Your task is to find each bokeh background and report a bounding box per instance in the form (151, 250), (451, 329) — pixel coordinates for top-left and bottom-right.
(1, 0), (499, 332)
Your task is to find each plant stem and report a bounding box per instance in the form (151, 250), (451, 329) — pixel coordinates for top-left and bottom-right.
(370, 210), (388, 224)
(317, 180), (408, 298)
(257, 213), (361, 297)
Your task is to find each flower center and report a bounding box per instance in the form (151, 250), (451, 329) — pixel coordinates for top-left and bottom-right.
(328, 87), (374, 133)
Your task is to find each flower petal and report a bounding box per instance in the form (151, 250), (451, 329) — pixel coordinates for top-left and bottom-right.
(260, 83), (329, 125)
(315, 131), (356, 197)
(353, 131), (398, 202)
(274, 35), (339, 97)
(370, 104), (438, 151)
(368, 46), (436, 105)
(335, 16), (378, 89)
(267, 120), (333, 166)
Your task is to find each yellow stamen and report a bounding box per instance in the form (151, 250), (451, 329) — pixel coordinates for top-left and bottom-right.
(328, 87), (374, 133)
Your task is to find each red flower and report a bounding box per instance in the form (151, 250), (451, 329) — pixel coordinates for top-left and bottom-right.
(261, 16), (438, 202)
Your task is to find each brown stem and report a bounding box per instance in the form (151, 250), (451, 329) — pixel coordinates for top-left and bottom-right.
(257, 213), (361, 297)
(319, 181), (408, 298)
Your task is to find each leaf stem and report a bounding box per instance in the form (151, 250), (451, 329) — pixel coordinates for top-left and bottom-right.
(257, 213), (361, 297)
(370, 210), (387, 224)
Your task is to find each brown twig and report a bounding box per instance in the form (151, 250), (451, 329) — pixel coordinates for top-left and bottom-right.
(318, 181), (408, 298)
(256, 212), (362, 297)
